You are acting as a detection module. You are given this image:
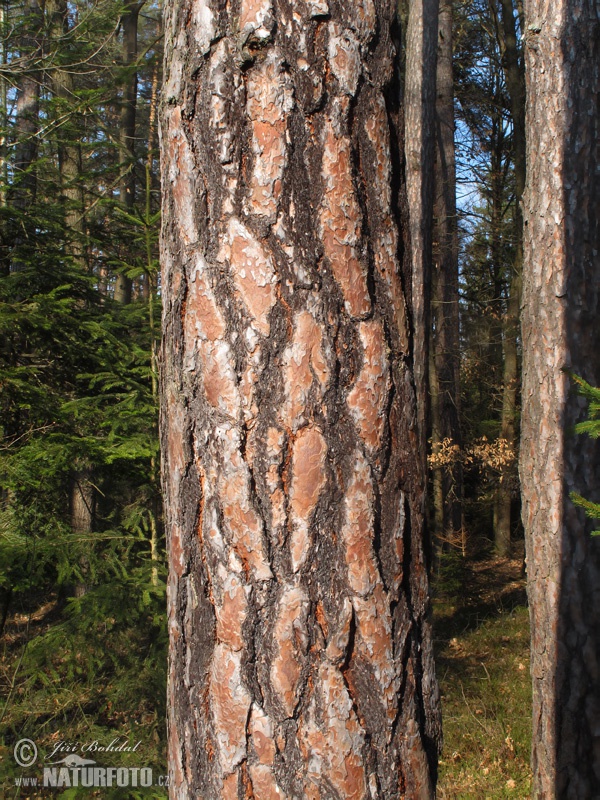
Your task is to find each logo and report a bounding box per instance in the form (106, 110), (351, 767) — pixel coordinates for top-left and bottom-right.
(12, 736), (170, 789)
(14, 739), (38, 768)
(48, 754), (97, 767)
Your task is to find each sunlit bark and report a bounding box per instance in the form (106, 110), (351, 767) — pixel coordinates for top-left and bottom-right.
(521, 0), (600, 795)
(160, 1), (441, 796)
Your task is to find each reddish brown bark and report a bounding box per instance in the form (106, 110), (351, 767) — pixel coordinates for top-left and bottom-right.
(521, 0), (600, 796)
(160, 1), (441, 797)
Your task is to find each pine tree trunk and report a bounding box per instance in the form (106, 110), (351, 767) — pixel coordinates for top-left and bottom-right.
(141, 34), (161, 304)
(47, 0), (85, 260)
(71, 465), (94, 598)
(0, 0), (7, 210)
(493, 0), (526, 557)
(114, 1), (143, 305)
(493, 265), (520, 557)
(521, 1), (600, 795)
(12, 0), (40, 207)
(8, 0), (41, 273)
(429, 346), (445, 557)
(404, 0), (440, 467)
(0, 0), (7, 275)
(47, 0), (94, 598)
(160, 1), (441, 796)
(488, 112), (510, 552)
(431, 0), (463, 554)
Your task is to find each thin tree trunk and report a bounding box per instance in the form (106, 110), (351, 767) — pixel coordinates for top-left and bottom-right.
(493, 0), (526, 557)
(0, 585), (12, 639)
(46, 0), (85, 261)
(114, 1), (143, 305)
(0, 0), (9, 275)
(47, 0), (93, 596)
(404, 0), (440, 471)
(521, 0), (600, 795)
(160, 1), (441, 796)
(487, 101), (511, 552)
(12, 0), (40, 206)
(71, 465), (94, 598)
(9, 0), (41, 273)
(141, 38), (160, 304)
(493, 264), (520, 556)
(431, 0), (463, 555)
(429, 344), (445, 556)
(0, 0), (8, 209)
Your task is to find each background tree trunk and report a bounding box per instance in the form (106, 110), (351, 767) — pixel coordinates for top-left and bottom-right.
(47, 0), (93, 597)
(404, 0), (440, 468)
(431, 0), (463, 556)
(71, 464), (94, 598)
(160, 1), (441, 796)
(8, 0), (41, 274)
(0, 0), (7, 209)
(521, 0), (600, 795)
(114, 1), (143, 305)
(12, 0), (40, 207)
(47, 0), (85, 261)
(493, 0), (525, 556)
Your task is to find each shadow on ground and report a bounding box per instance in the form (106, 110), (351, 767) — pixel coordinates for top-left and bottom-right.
(433, 541), (532, 799)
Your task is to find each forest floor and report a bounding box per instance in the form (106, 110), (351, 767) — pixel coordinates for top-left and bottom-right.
(1, 544), (532, 799)
(0, 592), (167, 799)
(433, 541), (532, 799)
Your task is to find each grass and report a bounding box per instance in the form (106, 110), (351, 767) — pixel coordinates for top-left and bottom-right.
(434, 546), (533, 799)
(0, 592), (167, 799)
(1, 547), (532, 798)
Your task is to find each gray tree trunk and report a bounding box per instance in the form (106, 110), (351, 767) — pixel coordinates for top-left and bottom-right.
(431, 0), (463, 555)
(47, 0), (93, 598)
(160, 1), (441, 797)
(115, 1), (144, 305)
(71, 465), (94, 598)
(8, 0), (41, 273)
(12, 0), (40, 208)
(493, 0), (526, 557)
(47, 0), (85, 261)
(404, 0), (440, 467)
(521, 0), (600, 796)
